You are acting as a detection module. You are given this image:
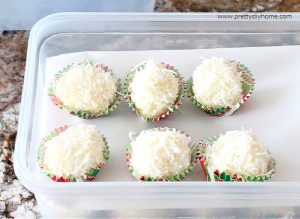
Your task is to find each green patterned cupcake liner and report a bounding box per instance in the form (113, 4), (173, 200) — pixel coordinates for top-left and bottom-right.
(48, 60), (122, 119)
(187, 61), (255, 116)
(125, 127), (201, 181)
(122, 61), (186, 122)
(38, 125), (110, 182)
(199, 134), (276, 182)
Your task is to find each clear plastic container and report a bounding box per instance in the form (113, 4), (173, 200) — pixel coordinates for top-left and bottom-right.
(14, 13), (300, 218)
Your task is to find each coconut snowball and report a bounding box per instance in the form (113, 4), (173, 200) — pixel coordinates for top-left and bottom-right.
(192, 57), (243, 108)
(129, 60), (180, 118)
(130, 128), (192, 178)
(204, 129), (273, 177)
(42, 124), (106, 178)
(54, 62), (118, 113)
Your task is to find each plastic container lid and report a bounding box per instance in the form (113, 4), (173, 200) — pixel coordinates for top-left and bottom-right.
(0, 0), (155, 30)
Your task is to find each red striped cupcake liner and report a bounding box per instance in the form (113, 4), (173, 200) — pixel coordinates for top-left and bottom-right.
(187, 61), (255, 116)
(125, 127), (200, 181)
(38, 125), (110, 182)
(123, 61), (185, 122)
(48, 60), (121, 119)
(199, 134), (276, 182)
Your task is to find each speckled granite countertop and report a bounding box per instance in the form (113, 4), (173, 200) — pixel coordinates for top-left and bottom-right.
(0, 31), (39, 219)
(0, 0), (299, 218)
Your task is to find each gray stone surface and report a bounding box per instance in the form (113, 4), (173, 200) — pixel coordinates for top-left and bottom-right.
(155, 0), (300, 12)
(0, 31), (39, 219)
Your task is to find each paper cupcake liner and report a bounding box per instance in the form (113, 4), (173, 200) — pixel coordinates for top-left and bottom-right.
(123, 62), (186, 122)
(187, 61), (255, 116)
(48, 60), (122, 119)
(199, 134), (276, 182)
(37, 125), (110, 182)
(125, 127), (200, 181)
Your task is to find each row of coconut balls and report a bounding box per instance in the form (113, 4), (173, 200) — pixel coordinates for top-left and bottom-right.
(49, 57), (255, 121)
(38, 124), (276, 182)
